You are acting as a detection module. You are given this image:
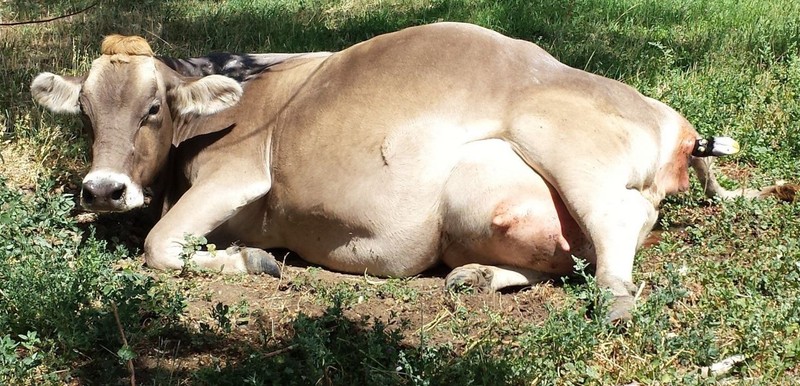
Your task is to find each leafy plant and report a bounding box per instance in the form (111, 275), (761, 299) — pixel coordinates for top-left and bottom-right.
(0, 177), (185, 383)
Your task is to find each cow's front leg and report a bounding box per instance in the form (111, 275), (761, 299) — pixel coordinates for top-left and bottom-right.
(144, 178), (278, 275)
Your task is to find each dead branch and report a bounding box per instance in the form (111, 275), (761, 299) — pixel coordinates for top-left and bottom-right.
(0, 2), (99, 27)
(111, 302), (136, 386)
(263, 344), (297, 359)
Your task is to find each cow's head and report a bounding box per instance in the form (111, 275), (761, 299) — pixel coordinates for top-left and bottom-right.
(31, 35), (243, 212)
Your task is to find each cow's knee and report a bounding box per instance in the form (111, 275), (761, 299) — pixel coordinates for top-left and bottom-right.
(144, 255), (181, 271)
(143, 237), (184, 271)
(144, 235), (281, 275)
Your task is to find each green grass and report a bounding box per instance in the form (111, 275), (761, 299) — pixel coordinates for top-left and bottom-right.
(2, 0), (800, 384)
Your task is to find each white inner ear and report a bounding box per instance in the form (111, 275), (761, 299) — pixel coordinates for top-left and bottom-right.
(30, 72), (82, 114)
(170, 75), (243, 116)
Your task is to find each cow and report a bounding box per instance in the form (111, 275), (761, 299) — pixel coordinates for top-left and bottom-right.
(30, 23), (771, 321)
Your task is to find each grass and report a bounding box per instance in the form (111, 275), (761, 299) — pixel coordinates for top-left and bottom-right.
(1, 0), (800, 384)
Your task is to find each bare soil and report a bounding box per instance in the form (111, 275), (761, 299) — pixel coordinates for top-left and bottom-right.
(129, 253), (564, 377)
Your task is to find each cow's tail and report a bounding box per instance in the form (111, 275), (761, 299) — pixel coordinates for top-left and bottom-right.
(690, 138), (797, 201)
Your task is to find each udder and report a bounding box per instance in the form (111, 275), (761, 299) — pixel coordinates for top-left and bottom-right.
(440, 140), (592, 274)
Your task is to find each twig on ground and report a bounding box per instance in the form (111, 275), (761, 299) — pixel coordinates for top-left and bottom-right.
(144, 30), (175, 49)
(414, 309), (451, 335)
(264, 344), (297, 359)
(633, 281), (646, 302)
(111, 302), (137, 386)
(363, 269), (386, 285)
(0, 2), (99, 27)
(274, 252), (290, 291)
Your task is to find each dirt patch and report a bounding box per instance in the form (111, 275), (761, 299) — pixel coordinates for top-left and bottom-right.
(128, 257), (565, 378)
(179, 261), (557, 335)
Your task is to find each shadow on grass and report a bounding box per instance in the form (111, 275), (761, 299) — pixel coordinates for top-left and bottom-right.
(134, 298), (525, 386)
(7, 0), (789, 124)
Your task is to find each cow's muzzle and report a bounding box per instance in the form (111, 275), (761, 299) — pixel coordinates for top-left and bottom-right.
(80, 170), (144, 212)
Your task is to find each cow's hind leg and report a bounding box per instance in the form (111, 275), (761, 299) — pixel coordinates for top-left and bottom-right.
(535, 179), (656, 322)
(503, 113), (661, 321)
(575, 188), (657, 321)
(445, 264), (551, 292)
(440, 139), (584, 292)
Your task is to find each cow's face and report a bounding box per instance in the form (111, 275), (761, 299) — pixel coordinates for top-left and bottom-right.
(31, 35), (242, 212)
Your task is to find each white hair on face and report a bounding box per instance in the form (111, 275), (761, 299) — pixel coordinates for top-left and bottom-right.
(81, 169), (145, 211)
(30, 72), (82, 114)
(170, 75), (243, 116)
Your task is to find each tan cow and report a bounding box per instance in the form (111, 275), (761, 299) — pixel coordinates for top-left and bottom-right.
(31, 23), (768, 320)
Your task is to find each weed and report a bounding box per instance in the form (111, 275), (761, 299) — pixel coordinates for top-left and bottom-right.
(179, 233), (206, 276)
(211, 302), (233, 334)
(0, 177), (185, 383)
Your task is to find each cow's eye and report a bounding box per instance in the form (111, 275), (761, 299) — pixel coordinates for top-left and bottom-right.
(148, 103), (161, 116)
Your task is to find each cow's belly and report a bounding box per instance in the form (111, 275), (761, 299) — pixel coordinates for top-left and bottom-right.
(272, 213), (442, 277)
(266, 118), (505, 276)
(265, 136), (593, 277)
(215, 198), (441, 277)
(266, 147), (450, 276)
(441, 139), (593, 274)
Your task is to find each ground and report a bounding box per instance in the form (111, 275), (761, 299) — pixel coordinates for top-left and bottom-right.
(126, 249), (561, 378)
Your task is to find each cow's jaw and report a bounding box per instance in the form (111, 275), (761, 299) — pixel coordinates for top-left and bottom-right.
(80, 169), (145, 212)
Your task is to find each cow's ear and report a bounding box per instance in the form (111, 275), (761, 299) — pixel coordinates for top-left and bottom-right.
(169, 74), (243, 116)
(30, 72), (83, 114)
(168, 74), (243, 147)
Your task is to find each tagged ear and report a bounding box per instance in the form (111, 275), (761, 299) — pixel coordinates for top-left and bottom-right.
(30, 72), (83, 114)
(169, 74), (243, 116)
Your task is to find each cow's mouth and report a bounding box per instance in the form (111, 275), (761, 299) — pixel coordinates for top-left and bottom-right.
(143, 187), (153, 207)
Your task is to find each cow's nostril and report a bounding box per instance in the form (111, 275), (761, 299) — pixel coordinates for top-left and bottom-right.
(81, 186), (95, 203)
(111, 186), (125, 201)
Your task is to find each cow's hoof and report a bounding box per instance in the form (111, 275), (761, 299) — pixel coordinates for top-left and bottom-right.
(241, 248), (281, 277)
(606, 295), (635, 323)
(445, 264), (493, 292)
